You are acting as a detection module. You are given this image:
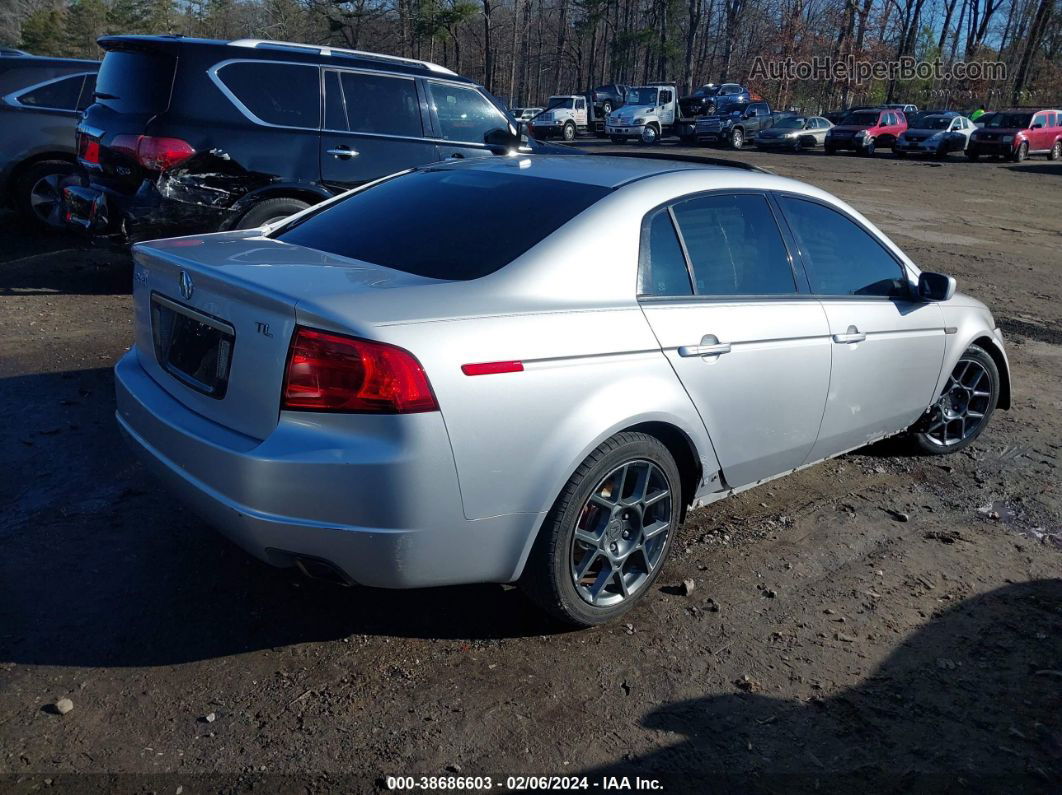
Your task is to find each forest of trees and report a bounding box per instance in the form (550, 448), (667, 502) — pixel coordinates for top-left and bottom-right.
(3, 0), (1059, 112)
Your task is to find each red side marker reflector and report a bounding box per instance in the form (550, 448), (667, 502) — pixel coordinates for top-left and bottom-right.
(461, 361), (524, 376)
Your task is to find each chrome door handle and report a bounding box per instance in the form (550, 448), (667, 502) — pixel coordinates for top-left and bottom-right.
(678, 335), (732, 357)
(832, 325), (866, 344)
(327, 147), (358, 159)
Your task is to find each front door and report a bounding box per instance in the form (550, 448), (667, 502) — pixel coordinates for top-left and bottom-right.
(320, 69), (438, 191)
(776, 194), (946, 461)
(424, 80), (513, 163)
(638, 192), (832, 489)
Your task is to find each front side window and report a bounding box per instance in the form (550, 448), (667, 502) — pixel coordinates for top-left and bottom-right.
(216, 62), (320, 128)
(638, 209), (692, 297)
(779, 196), (908, 298)
(17, 74), (86, 110)
(428, 82), (507, 142)
(325, 70), (422, 137)
(274, 169), (609, 280)
(671, 193), (796, 296)
(659, 89), (672, 104)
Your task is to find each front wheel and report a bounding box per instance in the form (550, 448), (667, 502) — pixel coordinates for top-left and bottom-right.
(562, 122), (576, 142)
(908, 345), (999, 455)
(1013, 141), (1028, 162)
(640, 124), (660, 144)
(859, 138), (876, 156)
(1050, 140), (1061, 161)
(729, 128), (744, 149)
(520, 432), (682, 626)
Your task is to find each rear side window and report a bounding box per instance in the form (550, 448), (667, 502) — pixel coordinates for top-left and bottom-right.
(426, 82), (508, 143)
(639, 209), (692, 297)
(16, 73), (86, 110)
(325, 69), (422, 137)
(216, 62), (320, 128)
(274, 169), (610, 280)
(671, 193), (796, 296)
(779, 196), (907, 298)
(95, 50), (175, 114)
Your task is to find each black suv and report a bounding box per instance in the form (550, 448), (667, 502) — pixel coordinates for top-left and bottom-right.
(66, 36), (524, 240)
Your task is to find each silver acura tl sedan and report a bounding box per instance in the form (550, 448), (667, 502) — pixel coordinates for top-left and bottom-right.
(115, 155), (1011, 626)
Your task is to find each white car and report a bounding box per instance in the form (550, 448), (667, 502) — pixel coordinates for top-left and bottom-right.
(895, 114), (976, 158)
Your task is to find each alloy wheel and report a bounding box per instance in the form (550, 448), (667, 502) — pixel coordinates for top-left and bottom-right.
(1050, 141), (1061, 160)
(28, 173), (68, 227)
(569, 460), (673, 607)
(921, 358), (993, 447)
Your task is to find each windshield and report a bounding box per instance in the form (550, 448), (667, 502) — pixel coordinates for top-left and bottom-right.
(546, 97), (574, 110)
(843, 111), (880, 126)
(985, 112), (1033, 128)
(626, 87), (659, 106)
(775, 117), (805, 129)
(691, 85), (719, 97)
(921, 116), (953, 130)
(273, 169), (611, 281)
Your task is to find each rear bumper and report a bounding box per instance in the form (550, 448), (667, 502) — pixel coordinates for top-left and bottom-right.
(114, 349), (537, 587)
(63, 176), (233, 241)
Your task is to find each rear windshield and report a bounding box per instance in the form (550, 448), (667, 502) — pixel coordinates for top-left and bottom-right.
(95, 50), (175, 114)
(274, 168), (611, 280)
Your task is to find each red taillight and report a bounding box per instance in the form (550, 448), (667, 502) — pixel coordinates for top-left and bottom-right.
(78, 135), (100, 164)
(109, 135), (196, 172)
(282, 327), (438, 414)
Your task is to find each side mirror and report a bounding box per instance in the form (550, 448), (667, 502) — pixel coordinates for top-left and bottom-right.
(918, 271), (956, 302)
(484, 126), (520, 151)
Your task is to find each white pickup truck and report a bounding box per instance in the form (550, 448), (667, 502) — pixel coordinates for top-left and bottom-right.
(526, 95), (590, 141)
(605, 84), (690, 144)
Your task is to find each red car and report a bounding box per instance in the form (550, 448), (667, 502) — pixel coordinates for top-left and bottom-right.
(967, 108), (1062, 162)
(824, 108), (907, 156)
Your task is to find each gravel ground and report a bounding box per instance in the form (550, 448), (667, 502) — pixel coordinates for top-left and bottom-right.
(1, 142), (1060, 793)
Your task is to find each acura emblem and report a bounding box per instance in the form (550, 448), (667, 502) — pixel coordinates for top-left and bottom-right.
(178, 270), (194, 300)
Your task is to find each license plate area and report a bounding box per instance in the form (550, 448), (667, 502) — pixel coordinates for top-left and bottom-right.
(151, 293), (235, 399)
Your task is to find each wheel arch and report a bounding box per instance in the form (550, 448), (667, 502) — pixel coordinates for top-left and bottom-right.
(222, 182), (333, 229)
(4, 151), (77, 204)
(972, 334), (1011, 410)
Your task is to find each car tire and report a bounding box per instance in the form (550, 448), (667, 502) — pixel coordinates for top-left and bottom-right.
(640, 124), (660, 145)
(520, 431), (683, 627)
(1013, 141), (1028, 162)
(563, 121), (576, 142)
(730, 128), (744, 149)
(860, 139), (875, 156)
(601, 102), (613, 116)
(966, 151), (980, 161)
(1050, 140), (1061, 161)
(235, 197), (312, 230)
(908, 345), (999, 455)
(14, 160), (78, 231)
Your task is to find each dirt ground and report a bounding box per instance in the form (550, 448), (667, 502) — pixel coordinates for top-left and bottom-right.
(1, 143), (1060, 793)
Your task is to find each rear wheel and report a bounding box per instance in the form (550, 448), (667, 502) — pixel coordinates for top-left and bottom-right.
(520, 432), (682, 626)
(235, 197), (311, 230)
(14, 160), (78, 231)
(909, 345), (998, 455)
(601, 101), (613, 116)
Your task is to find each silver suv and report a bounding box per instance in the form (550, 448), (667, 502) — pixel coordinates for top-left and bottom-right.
(114, 155), (1010, 625)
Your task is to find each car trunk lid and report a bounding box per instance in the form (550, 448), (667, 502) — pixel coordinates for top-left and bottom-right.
(131, 233), (440, 440)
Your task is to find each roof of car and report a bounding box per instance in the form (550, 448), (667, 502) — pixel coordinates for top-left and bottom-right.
(97, 35), (465, 80)
(435, 154), (779, 189)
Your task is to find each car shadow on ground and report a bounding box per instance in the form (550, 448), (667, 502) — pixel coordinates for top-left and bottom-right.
(579, 579), (1062, 791)
(0, 214), (131, 297)
(0, 367), (562, 669)
(1004, 163), (1062, 176)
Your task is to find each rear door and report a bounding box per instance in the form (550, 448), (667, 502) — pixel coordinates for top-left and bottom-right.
(424, 80), (512, 162)
(776, 194), (946, 460)
(638, 192), (832, 489)
(320, 68), (438, 190)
